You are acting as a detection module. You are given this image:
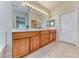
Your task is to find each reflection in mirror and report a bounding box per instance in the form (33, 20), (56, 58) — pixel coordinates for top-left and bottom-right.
(16, 16), (26, 29)
(47, 20), (55, 27)
(31, 20), (37, 28)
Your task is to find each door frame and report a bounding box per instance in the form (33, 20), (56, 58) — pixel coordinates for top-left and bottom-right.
(59, 10), (76, 44)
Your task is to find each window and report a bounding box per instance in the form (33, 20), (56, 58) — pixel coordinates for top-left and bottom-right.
(47, 20), (55, 27)
(16, 16), (26, 29)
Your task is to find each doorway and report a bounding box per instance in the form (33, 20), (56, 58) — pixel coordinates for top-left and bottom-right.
(59, 10), (76, 44)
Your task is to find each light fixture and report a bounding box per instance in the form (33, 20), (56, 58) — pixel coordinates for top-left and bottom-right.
(20, 2), (49, 16)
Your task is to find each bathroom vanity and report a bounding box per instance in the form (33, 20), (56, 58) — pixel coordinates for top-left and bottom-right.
(12, 29), (56, 58)
(12, 2), (56, 58)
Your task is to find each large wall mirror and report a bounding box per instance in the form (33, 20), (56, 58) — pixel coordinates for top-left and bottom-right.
(13, 2), (29, 29)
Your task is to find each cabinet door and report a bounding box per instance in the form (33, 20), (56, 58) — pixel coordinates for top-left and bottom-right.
(12, 39), (19, 58)
(53, 33), (56, 41)
(19, 38), (29, 57)
(50, 34), (54, 42)
(30, 36), (39, 52)
(50, 31), (56, 42)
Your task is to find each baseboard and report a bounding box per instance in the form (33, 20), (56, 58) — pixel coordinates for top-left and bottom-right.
(58, 41), (76, 46)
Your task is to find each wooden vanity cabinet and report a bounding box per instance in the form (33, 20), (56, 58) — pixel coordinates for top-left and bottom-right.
(12, 30), (56, 58)
(12, 32), (30, 58)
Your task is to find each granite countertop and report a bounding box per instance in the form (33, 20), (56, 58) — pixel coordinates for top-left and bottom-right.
(12, 28), (56, 32)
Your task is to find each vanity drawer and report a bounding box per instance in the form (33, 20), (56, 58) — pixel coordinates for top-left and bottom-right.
(40, 30), (49, 35)
(41, 34), (49, 41)
(50, 30), (56, 34)
(12, 31), (39, 39)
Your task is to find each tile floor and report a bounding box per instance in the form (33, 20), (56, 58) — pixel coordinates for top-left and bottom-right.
(23, 41), (79, 58)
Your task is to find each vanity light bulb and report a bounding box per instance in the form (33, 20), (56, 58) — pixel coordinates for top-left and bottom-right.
(21, 2), (49, 16)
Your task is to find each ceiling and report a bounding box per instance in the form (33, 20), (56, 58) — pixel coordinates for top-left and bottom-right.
(38, 1), (78, 10)
(13, 2), (29, 14)
(38, 1), (60, 10)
